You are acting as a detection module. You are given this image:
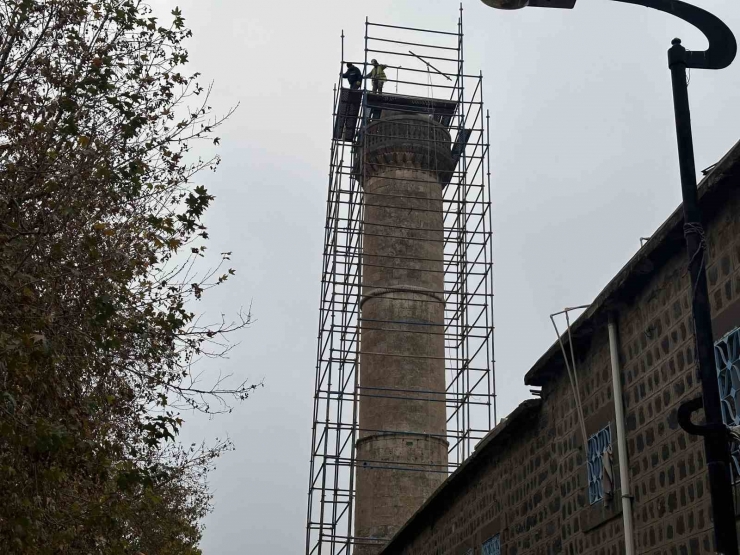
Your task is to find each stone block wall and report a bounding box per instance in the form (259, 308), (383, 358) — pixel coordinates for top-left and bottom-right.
(617, 233), (711, 553)
(380, 161), (740, 555)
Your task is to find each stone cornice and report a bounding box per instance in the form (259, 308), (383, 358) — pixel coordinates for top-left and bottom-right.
(355, 115), (454, 180)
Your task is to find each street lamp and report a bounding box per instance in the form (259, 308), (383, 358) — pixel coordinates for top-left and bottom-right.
(480, 0), (738, 552)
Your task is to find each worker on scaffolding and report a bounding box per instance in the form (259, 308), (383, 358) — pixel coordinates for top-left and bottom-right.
(342, 62), (363, 90)
(366, 59), (388, 93)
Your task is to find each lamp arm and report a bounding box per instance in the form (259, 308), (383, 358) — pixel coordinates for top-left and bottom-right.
(611, 0), (736, 69)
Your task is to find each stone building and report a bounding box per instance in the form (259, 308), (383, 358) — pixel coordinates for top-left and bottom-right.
(377, 138), (740, 555)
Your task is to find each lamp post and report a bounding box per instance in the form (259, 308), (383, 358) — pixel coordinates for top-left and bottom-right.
(480, 0), (738, 552)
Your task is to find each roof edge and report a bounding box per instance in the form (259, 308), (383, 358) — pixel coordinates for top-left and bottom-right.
(524, 138), (740, 386)
(378, 399), (543, 555)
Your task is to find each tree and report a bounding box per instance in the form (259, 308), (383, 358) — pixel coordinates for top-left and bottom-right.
(0, 1), (253, 552)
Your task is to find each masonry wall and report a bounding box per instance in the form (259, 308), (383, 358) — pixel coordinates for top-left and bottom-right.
(354, 114), (455, 555)
(381, 171), (740, 555)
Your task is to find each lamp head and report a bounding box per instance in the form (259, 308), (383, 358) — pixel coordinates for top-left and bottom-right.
(480, 0), (529, 9)
(480, 0), (576, 9)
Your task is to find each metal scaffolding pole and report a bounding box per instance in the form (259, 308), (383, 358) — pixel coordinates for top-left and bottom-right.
(306, 11), (495, 555)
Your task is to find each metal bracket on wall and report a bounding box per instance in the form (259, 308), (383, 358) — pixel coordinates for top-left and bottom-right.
(677, 395), (734, 439)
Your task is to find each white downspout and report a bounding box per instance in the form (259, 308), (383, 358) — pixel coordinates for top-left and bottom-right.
(608, 314), (635, 555)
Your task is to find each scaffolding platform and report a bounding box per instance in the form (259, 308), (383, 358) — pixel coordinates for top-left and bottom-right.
(334, 89), (459, 142)
(333, 88), (363, 141)
(365, 91), (457, 125)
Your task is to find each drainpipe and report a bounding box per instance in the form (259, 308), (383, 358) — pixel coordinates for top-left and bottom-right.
(608, 314), (635, 555)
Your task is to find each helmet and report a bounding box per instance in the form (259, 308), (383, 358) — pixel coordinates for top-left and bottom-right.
(371, 59), (378, 64)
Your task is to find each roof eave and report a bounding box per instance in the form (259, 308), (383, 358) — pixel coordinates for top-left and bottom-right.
(378, 399), (543, 555)
(524, 138), (740, 387)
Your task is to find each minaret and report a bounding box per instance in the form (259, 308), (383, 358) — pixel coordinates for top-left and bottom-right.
(354, 112), (454, 554)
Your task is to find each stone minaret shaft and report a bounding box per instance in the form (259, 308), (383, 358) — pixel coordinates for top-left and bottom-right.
(354, 114), (453, 554)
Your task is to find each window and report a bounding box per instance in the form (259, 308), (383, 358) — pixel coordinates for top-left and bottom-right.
(716, 327), (740, 479)
(482, 534), (500, 555)
(587, 424), (612, 504)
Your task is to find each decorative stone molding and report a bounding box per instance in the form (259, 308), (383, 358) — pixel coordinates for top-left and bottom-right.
(360, 285), (446, 308)
(355, 433), (449, 449)
(355, 114), (454, 180)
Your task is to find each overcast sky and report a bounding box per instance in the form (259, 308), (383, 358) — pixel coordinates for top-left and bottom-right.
(150, 0), (740, 552)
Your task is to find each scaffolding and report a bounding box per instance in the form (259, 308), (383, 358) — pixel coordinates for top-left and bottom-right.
(306, 9), (495, 555)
